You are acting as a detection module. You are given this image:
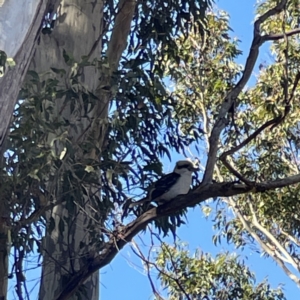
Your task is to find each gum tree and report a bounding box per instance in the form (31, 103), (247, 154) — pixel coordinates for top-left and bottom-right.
(2, 1), (300, 300)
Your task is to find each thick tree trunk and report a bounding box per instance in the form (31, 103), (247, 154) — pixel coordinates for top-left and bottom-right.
(22, 0), (136, 298)
(28, 1), (105, 299)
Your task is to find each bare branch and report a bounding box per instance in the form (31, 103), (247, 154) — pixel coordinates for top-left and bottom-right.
(131, 239), (192, 300)
(131, 240), (165, 300)
(228, 196), (300, 288)
(280, 229), (300, 247)
(219, 158), (254, 185)
(219, 13), (300, 180)
(235, 200), (300, 288)
(262, 28), (300, 42)
(255, 0), (287, 24)
(288, 71), (300, 104)
(274, 256), (300, 288)
(221, 116), (282, 159)
(199, 98), (210, 150)
(106, 0), (137, 73)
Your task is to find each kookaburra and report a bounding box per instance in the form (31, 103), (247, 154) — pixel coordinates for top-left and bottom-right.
(129, 160), (199, 208)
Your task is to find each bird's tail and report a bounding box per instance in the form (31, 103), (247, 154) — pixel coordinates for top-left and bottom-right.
(121, 197), (150, 221)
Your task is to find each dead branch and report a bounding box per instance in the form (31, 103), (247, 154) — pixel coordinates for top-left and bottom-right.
(131, 239), (191, 300)
(131, 241), (166, 300)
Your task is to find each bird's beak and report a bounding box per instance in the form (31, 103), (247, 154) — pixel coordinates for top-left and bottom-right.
(190, 159), (200, 171)
(189, 164), (200, 172)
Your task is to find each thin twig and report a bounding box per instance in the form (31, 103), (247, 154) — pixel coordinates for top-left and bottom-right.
(131, 240), (192, 300)
(221, 116), (282, 158)
(220, 158), (254, 185)
(280, 229), (300, 247)
(131, 240), (165, 300)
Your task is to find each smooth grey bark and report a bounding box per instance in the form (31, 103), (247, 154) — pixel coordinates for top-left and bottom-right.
(26, 0), (136, 299)
(30, 2), (104, 299)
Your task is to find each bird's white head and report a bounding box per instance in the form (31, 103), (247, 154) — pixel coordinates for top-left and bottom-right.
(173, 160), (199, 175)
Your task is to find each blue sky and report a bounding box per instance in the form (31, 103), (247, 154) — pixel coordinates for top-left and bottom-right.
(101, 1), (300, 299)
(8, 1), (300, 299)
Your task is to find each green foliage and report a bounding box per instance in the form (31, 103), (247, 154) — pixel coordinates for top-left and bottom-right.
(183, 1), (300, 287)
(161, 11), (242, 136)
(210, 1), (300, 250)
(149, 0), (300, 291)
(3, 0), (300, 297)
(1, 0), (214, 277)
(156, 243), (286, 300)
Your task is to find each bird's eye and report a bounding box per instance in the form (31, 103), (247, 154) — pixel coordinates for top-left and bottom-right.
(177, 164), (191, 169)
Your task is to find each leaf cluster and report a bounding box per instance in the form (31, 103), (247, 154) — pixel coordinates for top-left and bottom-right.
(155, 243), (286, 300)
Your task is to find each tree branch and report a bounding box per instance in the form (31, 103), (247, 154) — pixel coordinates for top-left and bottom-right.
(219, 158), (254, 185)
(219, 115), (283, 183)
(221, 116), (282, 159)
(131, 240), (166, 300)
(230, 197), (300, 288)
(247, 198), (299, 271)
(280, 229), (300, 247)
(55, 170), (300, 300)
(202, 0), (290, 184)
(131, 239), (192, 300)
(106, 0), (137, 73)
(262, 28), (300, 42)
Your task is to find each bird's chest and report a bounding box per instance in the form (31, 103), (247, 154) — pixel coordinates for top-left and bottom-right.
(161, 174), (191, 200)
